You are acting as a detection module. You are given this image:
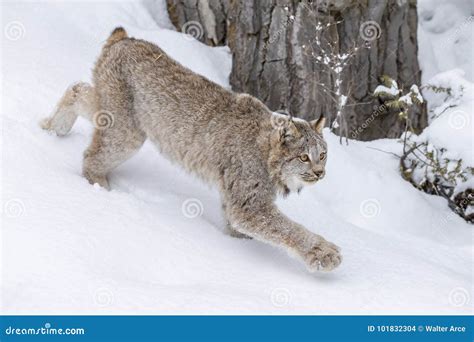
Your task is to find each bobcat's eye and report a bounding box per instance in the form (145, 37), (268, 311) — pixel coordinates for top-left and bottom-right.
(320, 152), (326, 160)
(299, 154), (309, 162)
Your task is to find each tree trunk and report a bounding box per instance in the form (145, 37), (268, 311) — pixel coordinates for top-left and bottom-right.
(166, 0), (427, 141)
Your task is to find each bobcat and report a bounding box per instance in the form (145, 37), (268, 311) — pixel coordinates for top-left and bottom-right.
(41, 28), (342, 272)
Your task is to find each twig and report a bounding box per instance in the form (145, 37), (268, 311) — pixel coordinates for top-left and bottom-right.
(366, 146), (400, 158)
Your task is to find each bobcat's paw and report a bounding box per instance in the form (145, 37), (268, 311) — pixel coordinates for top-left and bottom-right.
(82, 169), (110, 190)
(303, 239), (342, 272)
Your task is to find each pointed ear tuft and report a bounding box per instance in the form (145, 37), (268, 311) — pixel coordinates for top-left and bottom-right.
(310, 116), (326, 133)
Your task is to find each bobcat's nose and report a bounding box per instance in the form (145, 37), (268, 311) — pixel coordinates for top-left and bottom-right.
(314, 170), (325, 179)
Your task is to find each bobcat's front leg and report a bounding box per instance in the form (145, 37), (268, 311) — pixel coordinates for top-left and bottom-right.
(226, 203), (342, 272)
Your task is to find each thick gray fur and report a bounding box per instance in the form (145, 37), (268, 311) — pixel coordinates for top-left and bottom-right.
(41, 28), (341, 272)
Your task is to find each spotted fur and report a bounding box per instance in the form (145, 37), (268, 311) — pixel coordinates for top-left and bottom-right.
(40, 28), (341, 272)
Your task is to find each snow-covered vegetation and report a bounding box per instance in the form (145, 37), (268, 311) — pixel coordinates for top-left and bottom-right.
(399, 0), (474, 222)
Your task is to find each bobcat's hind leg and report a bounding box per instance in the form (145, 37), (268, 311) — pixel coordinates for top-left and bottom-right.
(222, 204), (252, 239)
(225, 222), (253, 239)
(41, 82), (97, 135)
(82, 117), (146, 190)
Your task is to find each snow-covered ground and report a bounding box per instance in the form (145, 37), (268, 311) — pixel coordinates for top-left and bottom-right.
(1, 1), (472, 314)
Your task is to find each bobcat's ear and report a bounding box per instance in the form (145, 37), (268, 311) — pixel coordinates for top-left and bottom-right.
(310, 116), (326, 134)
(271, 112), (300, 142)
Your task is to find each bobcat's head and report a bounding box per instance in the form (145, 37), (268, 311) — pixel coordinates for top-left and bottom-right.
(268, 113), (327, 195)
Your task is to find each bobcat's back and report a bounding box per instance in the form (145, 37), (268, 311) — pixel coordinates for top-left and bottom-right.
(93, 34), (271, 183)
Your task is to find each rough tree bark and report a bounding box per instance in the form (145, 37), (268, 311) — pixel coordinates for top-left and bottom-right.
(166, 0), (427, 141)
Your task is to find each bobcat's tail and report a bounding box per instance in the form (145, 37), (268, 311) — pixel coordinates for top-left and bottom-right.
(104, 27), (128, 48)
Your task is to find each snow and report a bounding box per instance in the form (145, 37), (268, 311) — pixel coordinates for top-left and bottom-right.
(374, 83), (400, 97)
(1, 1), (472, 315)
(398, 94), (413, 106)
(417, 0), (473, 189)
(410, 85), (424, 103)
(419, 70), (473, 165)
(418, 0), (473, 82)
(398, 85), (423, 107)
